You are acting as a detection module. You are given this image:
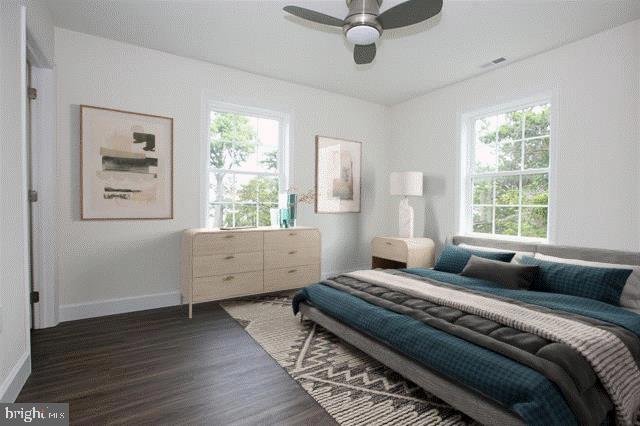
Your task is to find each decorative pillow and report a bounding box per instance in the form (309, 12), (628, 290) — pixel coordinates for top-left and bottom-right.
(460, 255), (539, 290)
(534, 253), (640, 312)
(458, 243), (534, 264)
(434, 245), (516, 274)
(519, 256), (632, 305)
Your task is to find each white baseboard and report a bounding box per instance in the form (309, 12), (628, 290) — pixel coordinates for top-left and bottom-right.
(59, 291), (181, 322)
(0, 352), (30, 402)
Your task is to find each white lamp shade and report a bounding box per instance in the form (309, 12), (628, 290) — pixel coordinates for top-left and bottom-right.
(390, 172), (423, 197)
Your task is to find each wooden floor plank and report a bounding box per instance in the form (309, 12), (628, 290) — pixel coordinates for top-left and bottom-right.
(17, 302), (336, 425)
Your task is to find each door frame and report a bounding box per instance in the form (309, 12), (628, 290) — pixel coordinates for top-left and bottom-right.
(26, 47), (58, 329)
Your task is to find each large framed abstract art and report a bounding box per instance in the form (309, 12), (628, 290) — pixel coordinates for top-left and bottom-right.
(315, 136), (361, 213)
(80, 105), (174, 220)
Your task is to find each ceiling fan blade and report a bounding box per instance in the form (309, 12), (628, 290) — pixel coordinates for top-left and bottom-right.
(283, 6), (345, 27)
(377, 0), (443, 30)
(354, 43), (376, 65)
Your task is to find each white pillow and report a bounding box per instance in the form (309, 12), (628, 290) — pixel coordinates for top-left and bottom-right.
(458, 243), (534, 264)
(533, 253), (640, 312)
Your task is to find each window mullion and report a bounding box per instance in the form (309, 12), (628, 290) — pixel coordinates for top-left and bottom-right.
(231, 174), (236, 227)
(518, 113), (525, 237)
(471, 168), (549, 179)
(491, 177), (496, 235)
(517, 175), (523, 237)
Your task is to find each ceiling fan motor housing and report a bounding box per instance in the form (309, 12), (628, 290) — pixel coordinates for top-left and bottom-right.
(344, 0), (383, 45)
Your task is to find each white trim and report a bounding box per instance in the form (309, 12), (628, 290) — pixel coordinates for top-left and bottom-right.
(59, 291), (181, 322)
(200, 98), (291, 228)
(19, 4), (31, 347)
(29, 66), (58, 329)
(459, 93), (555, 243)
(0, 352), (31, 403)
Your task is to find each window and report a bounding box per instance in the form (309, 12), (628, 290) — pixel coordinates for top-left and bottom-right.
(206, 105), (288, 228)
(464, 102), (551, 239)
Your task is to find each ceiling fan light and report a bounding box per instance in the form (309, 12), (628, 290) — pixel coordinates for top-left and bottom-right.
(346, 25), (380, 45)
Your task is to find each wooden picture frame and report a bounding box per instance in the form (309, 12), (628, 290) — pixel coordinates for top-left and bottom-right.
(80, 105), (174, 220)
(315, 136), (362, 213)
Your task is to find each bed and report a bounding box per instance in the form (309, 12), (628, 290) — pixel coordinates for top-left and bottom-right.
(292, 236), (640, 426)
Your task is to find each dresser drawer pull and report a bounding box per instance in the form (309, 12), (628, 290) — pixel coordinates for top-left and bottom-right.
(289, 232), (297, 236)
(224, 255), (235, 260)
(385, 242), (393, 246)
(224, 235), (235, 239)
(223, 276), (235, 282)
(288, 269), (298, 274)
(288, 250), (297, 255)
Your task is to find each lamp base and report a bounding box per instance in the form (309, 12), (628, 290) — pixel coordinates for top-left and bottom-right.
(398, 197), (414, 238)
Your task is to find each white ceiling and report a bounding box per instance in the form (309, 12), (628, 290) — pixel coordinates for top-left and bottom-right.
(46, 0), (640, 105)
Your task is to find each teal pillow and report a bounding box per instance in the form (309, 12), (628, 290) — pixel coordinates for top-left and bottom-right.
(519, 256), (632, 305)
(434, 245), (516, 274)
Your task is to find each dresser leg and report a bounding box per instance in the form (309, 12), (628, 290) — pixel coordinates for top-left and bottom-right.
(189, 303), (192, 319)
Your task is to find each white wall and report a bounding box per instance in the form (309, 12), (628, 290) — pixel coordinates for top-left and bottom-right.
(26, 0), (55, 67)
(52, 18), (640, 320)
(55, 29), (392, 319)
(390, 19), (640, 252)
(0, 1), (31, 402)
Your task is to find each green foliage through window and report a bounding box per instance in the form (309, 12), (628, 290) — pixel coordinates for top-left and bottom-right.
(470, 103), (550, 239)
(208, 111), (281, 228)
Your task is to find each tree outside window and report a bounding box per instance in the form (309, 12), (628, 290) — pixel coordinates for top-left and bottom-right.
(208, 111), (281, 228)
(469, 103), (550, 239)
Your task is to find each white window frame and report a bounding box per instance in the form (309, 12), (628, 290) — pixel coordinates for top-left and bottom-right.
(200, 100), (290, 227)
(459, 95), (556, 242)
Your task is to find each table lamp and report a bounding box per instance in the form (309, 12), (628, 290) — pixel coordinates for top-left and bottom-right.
(390, 172), (423, 238)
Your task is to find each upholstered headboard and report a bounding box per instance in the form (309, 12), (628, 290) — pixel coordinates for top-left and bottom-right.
(450, 235), (640, 266)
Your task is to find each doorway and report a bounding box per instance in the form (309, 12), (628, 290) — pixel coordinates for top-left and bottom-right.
(25, 57), (58, 329)
(26, 61), (37, 328)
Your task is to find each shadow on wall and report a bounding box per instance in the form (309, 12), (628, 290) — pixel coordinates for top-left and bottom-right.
(70, 104), (81, 221)
(421, 174), (446, 254)
(69, 230), (181, 304)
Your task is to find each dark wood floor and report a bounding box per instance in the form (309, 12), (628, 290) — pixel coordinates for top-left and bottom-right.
(17, 302), (336, 425)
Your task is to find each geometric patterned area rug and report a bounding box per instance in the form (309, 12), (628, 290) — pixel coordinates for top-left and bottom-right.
(220, 294), (480, 426)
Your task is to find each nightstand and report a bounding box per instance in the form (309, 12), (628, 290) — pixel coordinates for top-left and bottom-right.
(371, 236), (435, 269)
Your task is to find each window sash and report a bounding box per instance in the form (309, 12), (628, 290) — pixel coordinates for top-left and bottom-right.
(209, 201), (278, 228)
(470, 167), (548, 179)
(209, 169), (279, 177)
(465, 101), (551, 240)
(209, 170), (279, 224)
(207, 107), (286, 228)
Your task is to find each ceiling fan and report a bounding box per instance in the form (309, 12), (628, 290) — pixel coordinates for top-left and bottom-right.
(283, 0), (443, 64)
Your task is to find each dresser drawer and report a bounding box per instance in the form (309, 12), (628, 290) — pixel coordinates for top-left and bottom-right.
(264, 247), (320, 269)
(193, 232), (263, 256)
(193, 251), (263, 278)
(264, 264), (320, 292)
(372, 237), (408, 263)
(264, 229), (320, 251)
(193, 271), (263, 302)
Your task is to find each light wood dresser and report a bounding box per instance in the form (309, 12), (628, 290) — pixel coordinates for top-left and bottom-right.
(371, 236), (435, 269)
(182, 227), (321, 318)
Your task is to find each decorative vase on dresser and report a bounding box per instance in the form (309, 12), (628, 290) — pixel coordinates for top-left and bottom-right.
(181, 227), (321, 318)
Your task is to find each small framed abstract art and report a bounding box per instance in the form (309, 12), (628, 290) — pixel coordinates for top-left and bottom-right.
(80, 105), (174, 220)
(315, 136), (361, 213)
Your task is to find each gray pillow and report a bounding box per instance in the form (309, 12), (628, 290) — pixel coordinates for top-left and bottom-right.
(460, 255), (539, 290)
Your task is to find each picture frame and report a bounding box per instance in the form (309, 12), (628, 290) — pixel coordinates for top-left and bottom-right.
(80, 105), (174, 220)
(315, 135), (362, 213)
